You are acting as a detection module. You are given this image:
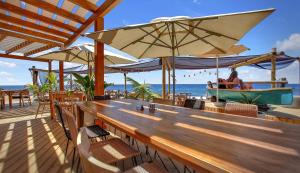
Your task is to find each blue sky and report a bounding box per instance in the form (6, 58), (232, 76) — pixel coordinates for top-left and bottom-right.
(0, 0), (300, 85)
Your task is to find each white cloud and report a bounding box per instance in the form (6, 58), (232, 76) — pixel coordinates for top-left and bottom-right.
(276, 33), (300, 51)
(0, 71), (18, 84)
(192, 0), (201, 5)
(0, 60), (16, 68)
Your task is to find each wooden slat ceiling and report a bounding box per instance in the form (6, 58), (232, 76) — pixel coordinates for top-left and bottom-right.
(0, 0), (121, 58)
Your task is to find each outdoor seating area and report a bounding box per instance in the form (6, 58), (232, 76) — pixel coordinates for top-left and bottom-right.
(1, 0), (300, 173)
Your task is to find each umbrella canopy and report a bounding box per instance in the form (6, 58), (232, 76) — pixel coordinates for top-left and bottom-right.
(86, 9), (274, 58)
(201, 44), (249, 58)
(36, 44), (137, 65)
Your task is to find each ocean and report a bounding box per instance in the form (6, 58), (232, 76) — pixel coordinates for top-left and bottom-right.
(2, 84), (299, 96)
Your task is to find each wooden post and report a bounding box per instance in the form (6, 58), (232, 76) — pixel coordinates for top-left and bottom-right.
(94, 17), (105, 96)
(59, 61), (64, 91)
(48, 61), (54, 119)
(168, 68), (171, 96)
(271, 48), (277, 88)
(124, 73), (127, 98)
(162, 58), (166, 99)
(32, 66), (38, 86)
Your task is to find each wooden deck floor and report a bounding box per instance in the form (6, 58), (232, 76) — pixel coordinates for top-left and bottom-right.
(0, 103), (73, 173)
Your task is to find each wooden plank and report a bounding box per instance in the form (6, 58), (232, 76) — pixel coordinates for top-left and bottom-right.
(0, 13), (71, 38)
(63, 0), (121, 48)
(0, 53), (49, 62)
(21, 0), (85, 24)
(68, 0), (98, 12)
(0, 1), (77, 32)
(77, 99), (300, 173)
(0, 22), (66, 43)
(0, 34), (6, 42)
(5, 41), (33, 54)
(0, 29), (62, 47)
(94, 17), (105, 96)
(24, 45), (56, 56)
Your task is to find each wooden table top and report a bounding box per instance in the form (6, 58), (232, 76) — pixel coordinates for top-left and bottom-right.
(77, 99), (300, 173)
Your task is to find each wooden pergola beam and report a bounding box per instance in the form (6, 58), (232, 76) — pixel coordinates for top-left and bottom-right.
(0, 29), (62, 47)
(0, 34), (6, 42)
(0, 22), (66, 43)
(63, 0), (121, 49)
(21, 0), (85, 24)
(5, 41), (32, 54)
(24, 45), (56, 56)
(68, 0), (98, 12)
(231, 54), (273, 68)
(0, 14), (72, 38)
(0, 53), (49, 62)
(0, 1), (77, 32)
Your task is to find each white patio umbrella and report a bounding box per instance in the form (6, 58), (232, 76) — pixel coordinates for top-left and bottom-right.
(36, 44), (137, 66)
(86, 9), (274, 104)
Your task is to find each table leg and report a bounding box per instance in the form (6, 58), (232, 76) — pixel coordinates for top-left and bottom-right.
(9, 93), (12, 109)
(76, 107), (84, 128)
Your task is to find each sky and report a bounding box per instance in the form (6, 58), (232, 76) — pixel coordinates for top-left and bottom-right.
(0, 0), (300, 85)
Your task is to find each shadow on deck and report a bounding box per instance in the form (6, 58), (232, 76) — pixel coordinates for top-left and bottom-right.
(0, 104), (73, 173)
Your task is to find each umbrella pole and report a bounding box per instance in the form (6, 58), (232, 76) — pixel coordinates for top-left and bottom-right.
(171, 23), (176, 105)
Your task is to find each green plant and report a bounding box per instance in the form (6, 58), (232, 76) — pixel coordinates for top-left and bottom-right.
(240, 93), (261, 104)
(73, 73), (95, 101)
(126, 77), (159, 101)
(47, 72), (58, 91)
(72, 73), (114, 101)
(26, 84), (40, 96)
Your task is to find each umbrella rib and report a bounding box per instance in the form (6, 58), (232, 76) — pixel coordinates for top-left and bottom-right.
(139, 27), (171, 48)
(69, 51), (88, 62)
(176, 21), (238, 41)
(175, 34), (211, 48)
(137, 40), (170, 48)
(175, 22), (226, 53)
(175, 20), (202, 48)
(120, 24), (167, 50)
(138, 25), (169, 58)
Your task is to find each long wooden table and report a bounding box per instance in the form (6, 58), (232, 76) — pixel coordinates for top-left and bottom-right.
(76, 99), (300, 173)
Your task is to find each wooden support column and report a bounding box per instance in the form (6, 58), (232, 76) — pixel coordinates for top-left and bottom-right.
(32, 66), (38, 86)
(59, 61), (64, 91)
(48, 61), (54, 119)
(168, 68), (171, 95)
(162, 58), (166, 99)
(271, 48), (277, 88)
(94, 17), (105, 96)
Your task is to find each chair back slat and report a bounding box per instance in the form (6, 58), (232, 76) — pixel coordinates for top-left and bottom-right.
(55, 102), (69, 138)
(63, 109), (78, 146)
(77, 128), (120, 173)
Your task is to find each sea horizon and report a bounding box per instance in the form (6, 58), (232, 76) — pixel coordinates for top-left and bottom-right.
(2, 83), (299, 96)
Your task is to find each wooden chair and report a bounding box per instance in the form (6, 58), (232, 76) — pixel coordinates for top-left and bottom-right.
(0, 90), (4, 109)
(225, 103), (258, 117)
(77, 128), (167, 173)
(11, 91), (22, 106)
(152, 98), (173, 105)
(64, 109), (140, 172)
(20, 89), (31, 106)
(35, 92), (50, 118)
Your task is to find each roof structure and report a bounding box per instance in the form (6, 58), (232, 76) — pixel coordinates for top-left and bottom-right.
(0, 0), (121, 60)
